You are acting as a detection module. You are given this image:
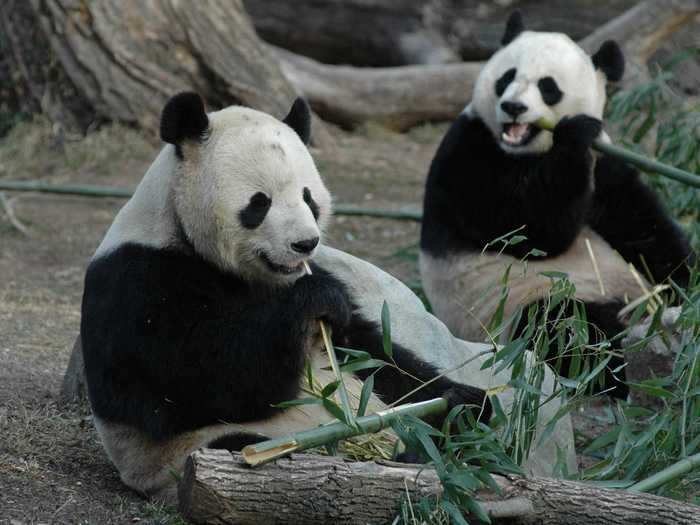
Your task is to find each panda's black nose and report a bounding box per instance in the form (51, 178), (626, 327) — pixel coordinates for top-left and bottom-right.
(291, 237), (319, 254)
(501, 101), (528, 117)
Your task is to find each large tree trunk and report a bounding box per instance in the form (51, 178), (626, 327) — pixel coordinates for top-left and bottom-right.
(179, 449), (700, 525)
(244, 0), (637, 65)
(0, 0), (331, 145)
(579, 0), (700, 89)
(273, 0), (699, 131)
(243, 0), (458, 67)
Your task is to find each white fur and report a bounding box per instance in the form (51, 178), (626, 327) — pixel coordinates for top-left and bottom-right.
(98, 105), (332, 285)
(420, 228), (649, 342)
(472, 31), (607, 154)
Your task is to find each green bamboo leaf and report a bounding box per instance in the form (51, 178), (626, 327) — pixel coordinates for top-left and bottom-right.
(440, 500), (470, 525)
(273, 397), (322, 408)
(321, 381), (339, 399)
(322, 397), (348, 423)
(339, 359), (387, 374)
(357, 374), (374, 417)
(381, 301), (393, 359)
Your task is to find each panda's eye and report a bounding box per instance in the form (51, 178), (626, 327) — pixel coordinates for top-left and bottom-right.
(249, 192), (271, 208)
(303, 187), (320, 221)
(240, 192), (271, 229)
(538, 77), (563, 106)
(495, 68), (517, 97)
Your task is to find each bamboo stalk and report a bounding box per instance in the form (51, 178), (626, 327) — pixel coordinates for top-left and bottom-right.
(241, 397), (448, 466)
(628, 452), (700, 493)
(535, 119), (700, 189)
(301, 260), (356, 429)
(0, 181), (424, 221)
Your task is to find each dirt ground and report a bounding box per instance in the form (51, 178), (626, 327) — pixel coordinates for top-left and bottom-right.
(0, 119), (609, 523)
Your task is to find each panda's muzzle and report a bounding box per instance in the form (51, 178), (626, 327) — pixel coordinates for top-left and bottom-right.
(501, 122), (540, 147)
(259, 251), (305, 275)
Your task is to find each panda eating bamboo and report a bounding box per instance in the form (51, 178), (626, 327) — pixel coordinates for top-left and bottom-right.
(420, 11), (696, 398)
(80, 93), (577, 502)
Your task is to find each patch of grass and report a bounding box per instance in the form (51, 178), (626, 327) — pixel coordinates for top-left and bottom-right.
(0, 116), (155, 182)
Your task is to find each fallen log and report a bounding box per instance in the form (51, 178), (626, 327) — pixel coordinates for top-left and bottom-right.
(273, 46), (482, 131)
(178, 449), (700, 525)
(273, 0), (699, 132)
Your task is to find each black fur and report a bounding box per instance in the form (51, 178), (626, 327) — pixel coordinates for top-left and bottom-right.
(592, 40), (625, 82)
(589, 155), (695, 288)
(303, 187), (320, 221)
(515, 299), (629, 399)
(81, 243), (490, 442)
(495, 68), (517, 97)
(501, 10), (525, 46)
(240, 192), (272, 229)
(282, 97), (311, 145)
(160, 92), (209, 158)
(421, 113), (601, 260)
(208, 433), (268, 452)
(421, 112), (694, 278)
(537, 77), (563, 106)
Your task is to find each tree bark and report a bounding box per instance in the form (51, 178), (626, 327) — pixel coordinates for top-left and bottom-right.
(244, 0), (637, 65)
(59, 336), (87, 407)
(243, 0), (458, 67)
(272, 0), (699, 132)
(179, 450), (700, 525)
(579, 0), (700, 88)
(1, 0), (331, 146)
(273, 46), (482, 131)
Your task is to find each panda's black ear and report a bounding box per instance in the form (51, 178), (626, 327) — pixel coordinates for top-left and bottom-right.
(282, 97), (311, 145)
(501, 10), (525, 46)
(160, 92), (209, 147)
(592, 40), (625, 82)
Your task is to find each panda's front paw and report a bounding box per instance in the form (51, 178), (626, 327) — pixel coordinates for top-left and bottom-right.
(553, 114), (602, 150)
(442, 384), (492, 424)
(293, 274), (352, 331)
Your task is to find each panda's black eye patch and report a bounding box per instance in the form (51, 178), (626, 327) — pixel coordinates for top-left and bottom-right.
(303, 187), (320, 221)
(240, 192), (271, 229)
(495, 68), (517, 97)
(538, 76), (563, 106)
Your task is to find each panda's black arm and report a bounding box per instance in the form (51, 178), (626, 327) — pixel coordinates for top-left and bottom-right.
(589, 155), (696, 289)
(81, 243), (344, 440)
(335, 314), (492, 423)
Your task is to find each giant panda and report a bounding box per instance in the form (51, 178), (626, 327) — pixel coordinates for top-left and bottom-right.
(81, 93), (577, 502)
(420, 11), (696, 398)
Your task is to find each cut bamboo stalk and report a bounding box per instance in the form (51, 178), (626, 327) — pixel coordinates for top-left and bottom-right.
(241, 397), (448, 466)
(628, 452), (700, 493)
(301, 260), (357, 428)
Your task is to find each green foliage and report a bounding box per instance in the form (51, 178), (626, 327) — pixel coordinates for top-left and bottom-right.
(605, 53), (700, 249)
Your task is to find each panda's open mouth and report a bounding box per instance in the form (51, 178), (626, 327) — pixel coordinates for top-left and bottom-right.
(259, 252), (304, 275)
(501, 122), (540, 147)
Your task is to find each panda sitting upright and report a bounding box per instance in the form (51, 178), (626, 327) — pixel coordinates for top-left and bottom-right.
(420, 11), (695, 397)
(81, 93), (503, 501)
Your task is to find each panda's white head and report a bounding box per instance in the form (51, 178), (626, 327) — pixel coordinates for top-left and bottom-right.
(470, 11), (624, 155)
(161, 93), (331, 285)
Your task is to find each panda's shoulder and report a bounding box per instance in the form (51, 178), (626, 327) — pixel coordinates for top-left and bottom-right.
(84, 243), (237, 310)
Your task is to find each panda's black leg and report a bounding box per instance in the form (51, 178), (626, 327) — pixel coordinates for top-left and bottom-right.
(208, 432), (269, 452)
(516, 299), (628, 399)
(589, 155), (695, 290)
(335, 313), (492, 425)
